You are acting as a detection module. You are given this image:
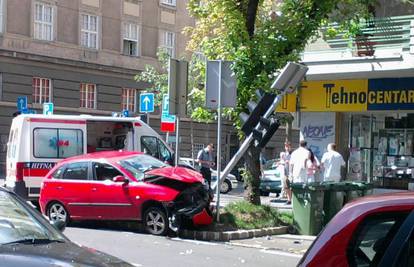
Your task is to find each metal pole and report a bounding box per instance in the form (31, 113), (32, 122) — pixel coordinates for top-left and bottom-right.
(146, 112), (150, 126)
(216, 94), (286, 186)
(216, 61), (222, 222)
(166, 132), (169, 143)
(175, 116), (180, 166)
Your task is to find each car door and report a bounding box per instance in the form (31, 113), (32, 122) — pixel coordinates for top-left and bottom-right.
(88, 161), (138, 220)
(56, 161), (94, 219)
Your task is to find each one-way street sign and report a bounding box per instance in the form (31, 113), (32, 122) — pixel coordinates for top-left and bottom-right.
(139, 93), (154, 113)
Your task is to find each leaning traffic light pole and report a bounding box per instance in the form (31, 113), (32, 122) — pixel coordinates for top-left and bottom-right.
(215, 62), (308, 220)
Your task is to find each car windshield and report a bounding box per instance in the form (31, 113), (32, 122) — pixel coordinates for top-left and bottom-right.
(0, 191), (66, 245)
(119, 154), (169, 180)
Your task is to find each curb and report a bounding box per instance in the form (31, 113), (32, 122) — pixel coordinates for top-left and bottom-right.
(178, 226), (288, 242)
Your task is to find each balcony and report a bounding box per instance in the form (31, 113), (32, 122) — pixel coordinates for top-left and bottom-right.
(303, 15), (414, 62)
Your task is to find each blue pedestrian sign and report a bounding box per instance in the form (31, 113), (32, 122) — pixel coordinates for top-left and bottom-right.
(17, 96), (27, 112)
(139, 93), (154, 113)
(43, 102), (54, 115)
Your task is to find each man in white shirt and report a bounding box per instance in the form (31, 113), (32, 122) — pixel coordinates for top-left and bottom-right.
(289, 140), (310, 184)
(321, 143), (346, 182)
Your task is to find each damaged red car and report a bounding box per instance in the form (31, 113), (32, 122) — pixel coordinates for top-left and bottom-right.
(39, 151), (213, 235)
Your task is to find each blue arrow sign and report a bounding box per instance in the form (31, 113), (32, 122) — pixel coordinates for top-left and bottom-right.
(140, 93), (154, 113)
(17, 96), (27, 112)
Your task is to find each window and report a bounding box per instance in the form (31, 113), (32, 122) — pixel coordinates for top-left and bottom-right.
(33, 77), (52, 104)
(80, 83), (96, 109)
(141, 136), (172, 162)
(33, 128), (83, 158)
(93, 162), (123, 181)
(62, 162), (89, 180)
(123, 22), (139, 56)
(161, 0), (176, 6)
(34, 2), (54, 41)
(163, 31), (175, 57)
(0, 0), (4, 34)
(81, 14), (98, 49)
(347, 212), (409, 267)
(51, 166), (65, 179)
(121, 88), (136, 111)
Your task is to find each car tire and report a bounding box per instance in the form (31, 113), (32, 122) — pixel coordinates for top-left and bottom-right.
(47, 201), (69, 225)
(220, 179), (232, 194)
(260, 191), (270, 197)
(144, 207), (169, 236)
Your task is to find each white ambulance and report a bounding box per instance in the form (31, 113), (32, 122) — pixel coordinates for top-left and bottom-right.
(5, 114), (174, 201)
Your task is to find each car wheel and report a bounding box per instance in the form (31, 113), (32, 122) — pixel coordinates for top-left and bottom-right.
(144, 207), (168, 236)
(220, 179), (232, 194)
(260, 191), (270, 197)
(47, 202), (69, 225)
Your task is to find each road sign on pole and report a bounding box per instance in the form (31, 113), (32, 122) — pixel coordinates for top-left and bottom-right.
(43, 102), (54, 115)
(17, 96), (27, 112)
(168, 59), (188, 117)
(206, 61), (237, 109)
(139, 93), (154, 113)
(161, 94), (176, 132)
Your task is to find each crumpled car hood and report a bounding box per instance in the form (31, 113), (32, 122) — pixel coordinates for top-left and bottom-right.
(146, 166), (204, 183)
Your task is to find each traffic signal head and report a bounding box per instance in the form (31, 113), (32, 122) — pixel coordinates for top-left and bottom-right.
(239, 90), (276, 135)
(252, 117), (280, 148)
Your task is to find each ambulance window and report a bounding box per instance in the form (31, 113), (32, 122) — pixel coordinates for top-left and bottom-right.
(33, 128), (83, 158)
(158, 140), (172, 162)
(141, 136), (159, 159)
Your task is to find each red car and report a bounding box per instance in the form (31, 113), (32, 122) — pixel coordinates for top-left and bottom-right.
(298, 192), (414, 267)
(39, 151), (213, 235)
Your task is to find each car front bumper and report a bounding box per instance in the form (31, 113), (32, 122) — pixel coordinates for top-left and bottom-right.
(260, 180), (282, 193)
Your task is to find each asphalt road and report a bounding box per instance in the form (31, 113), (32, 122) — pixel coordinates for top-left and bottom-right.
(65, 225), (302, 267)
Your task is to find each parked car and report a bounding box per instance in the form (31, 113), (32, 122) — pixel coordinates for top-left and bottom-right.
(179, 157), (238, 194)
(0, 186), (133, 267)
(40, 151), (213, 236)
(298, 192), (414, 267)
(260, 159), (283, 196)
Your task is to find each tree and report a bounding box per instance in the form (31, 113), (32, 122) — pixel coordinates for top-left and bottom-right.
(185, 0), (378, 205)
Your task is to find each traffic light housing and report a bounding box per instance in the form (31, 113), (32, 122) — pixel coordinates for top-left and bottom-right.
(252, 117), (280, 148)
(239, 90), (276, 136)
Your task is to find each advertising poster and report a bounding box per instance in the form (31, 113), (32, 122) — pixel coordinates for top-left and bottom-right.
(300, 112), (336, 160)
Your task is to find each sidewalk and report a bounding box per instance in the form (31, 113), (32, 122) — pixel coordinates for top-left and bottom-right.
(228, 234), (315, 255)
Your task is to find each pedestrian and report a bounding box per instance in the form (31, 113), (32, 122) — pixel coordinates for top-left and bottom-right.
(305, 149), (320, 183)
(289, 140), (310, 184)
(280, 141), (292, 202)
(321, 143), (346, 182)
(196, 143), (215, 189)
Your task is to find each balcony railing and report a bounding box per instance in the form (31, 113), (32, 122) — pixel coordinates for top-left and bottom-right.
(320, 15), (414, 56)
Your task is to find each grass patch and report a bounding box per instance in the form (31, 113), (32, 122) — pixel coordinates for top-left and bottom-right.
(218, 200), (290, 230)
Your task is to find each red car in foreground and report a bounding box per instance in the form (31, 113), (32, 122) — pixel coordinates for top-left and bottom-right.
(39, 151), (213, 235)
(298, 192), (414, 267)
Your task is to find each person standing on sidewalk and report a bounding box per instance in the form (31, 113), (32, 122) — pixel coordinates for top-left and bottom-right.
(289, 140), (310, 184)
(321, 143), (346, 182)
(305, 149), (320, 183)
(196, 143), (215, 189)
(280, 141), (292, 201)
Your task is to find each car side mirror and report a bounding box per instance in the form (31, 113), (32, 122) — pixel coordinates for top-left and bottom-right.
(113, 175), (129, 184)
(52, 220), (66, 232)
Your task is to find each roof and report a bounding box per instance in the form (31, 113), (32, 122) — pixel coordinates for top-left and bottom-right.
(15, 114), (145, 123)
(60, 151), (143, 163)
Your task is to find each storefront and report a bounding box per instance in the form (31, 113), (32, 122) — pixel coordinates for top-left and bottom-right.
(299, 77), (414, 190)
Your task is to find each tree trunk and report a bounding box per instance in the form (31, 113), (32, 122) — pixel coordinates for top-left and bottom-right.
(244, 143), (262, 205)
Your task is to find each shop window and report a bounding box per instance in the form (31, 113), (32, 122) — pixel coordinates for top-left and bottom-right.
(33, 77), (52, 104)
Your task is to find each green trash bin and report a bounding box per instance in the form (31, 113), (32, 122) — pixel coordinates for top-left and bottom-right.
(344, 182), (374, 203)
(291, 182), (326, 235)
(322, 182), (349, 225)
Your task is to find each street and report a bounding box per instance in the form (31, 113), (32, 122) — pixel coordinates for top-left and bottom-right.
(65, 226), (302, 267)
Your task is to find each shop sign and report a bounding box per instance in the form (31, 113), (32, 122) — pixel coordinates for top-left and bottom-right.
(300, 78), (414, 111)
(276, 93), (296, 112)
